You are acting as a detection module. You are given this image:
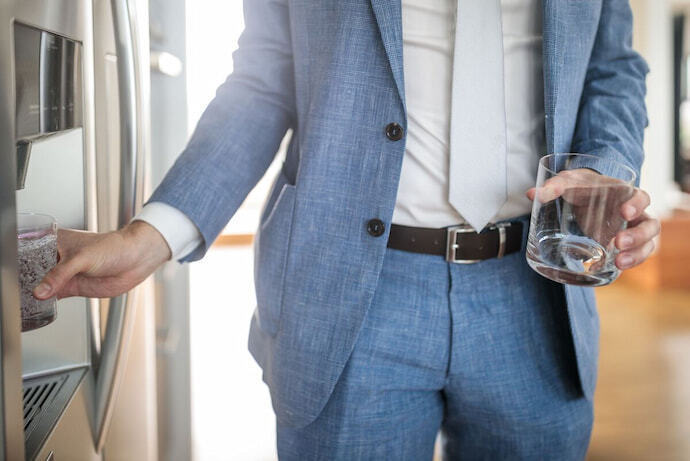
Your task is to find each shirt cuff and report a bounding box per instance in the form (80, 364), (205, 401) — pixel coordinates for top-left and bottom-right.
(134, 202), (203, 261)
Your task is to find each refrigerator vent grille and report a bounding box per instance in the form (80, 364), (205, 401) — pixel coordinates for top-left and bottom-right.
(23, 375), (67, 435)
(22, 367), (87, 461)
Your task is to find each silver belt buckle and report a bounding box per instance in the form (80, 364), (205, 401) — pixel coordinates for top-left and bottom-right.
(445, 222), (511, 264)
(445, 225), (480, 264)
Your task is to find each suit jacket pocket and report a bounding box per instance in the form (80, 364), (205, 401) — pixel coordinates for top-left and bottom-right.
(253, 178), (297, 336)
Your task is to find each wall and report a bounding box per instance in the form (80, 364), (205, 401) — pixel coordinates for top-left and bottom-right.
(631, 0), (682, 216)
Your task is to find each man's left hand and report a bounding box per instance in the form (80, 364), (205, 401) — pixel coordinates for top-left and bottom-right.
(526, 172), (660, 271)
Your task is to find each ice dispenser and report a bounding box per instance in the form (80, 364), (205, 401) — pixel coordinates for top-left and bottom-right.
(14, 23), (86, 336)
(12, 20), (91, 460)
(14, 23), (83, 190)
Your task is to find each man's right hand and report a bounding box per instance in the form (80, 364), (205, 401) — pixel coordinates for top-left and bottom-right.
(33, 220), (172, 300)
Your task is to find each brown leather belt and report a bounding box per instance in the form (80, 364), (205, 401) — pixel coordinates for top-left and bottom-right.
(387, 222), (524, 263)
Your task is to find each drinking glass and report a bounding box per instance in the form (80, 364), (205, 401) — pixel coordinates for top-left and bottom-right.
(17, 212), (58, 331)
(526, 153), (637, 286)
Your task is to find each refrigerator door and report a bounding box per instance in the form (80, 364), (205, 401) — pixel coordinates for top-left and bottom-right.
(149, 0), (193, 459)
(0, 0), (157, 458)
(0, 22), (25, 461)
(93, 0), (158, 459)
(1, 1), (97, 459)
(90, 0), (142, 451)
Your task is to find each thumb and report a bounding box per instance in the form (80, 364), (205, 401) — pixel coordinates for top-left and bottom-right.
(33, 255), (87, 300)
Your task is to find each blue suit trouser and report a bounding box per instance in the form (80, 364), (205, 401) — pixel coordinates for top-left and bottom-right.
(277, 225), (593, 460)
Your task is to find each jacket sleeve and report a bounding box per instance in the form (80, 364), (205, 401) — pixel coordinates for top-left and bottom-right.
(570, 0), (649, 183)
(147, 0), (295, 262)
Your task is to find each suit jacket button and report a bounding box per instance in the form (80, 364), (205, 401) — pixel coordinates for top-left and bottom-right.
(385, 122), (404, 141)
(367, 219), (386, 237)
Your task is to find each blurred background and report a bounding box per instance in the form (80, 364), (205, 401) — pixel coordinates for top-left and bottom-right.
(155, 0), (690, 459)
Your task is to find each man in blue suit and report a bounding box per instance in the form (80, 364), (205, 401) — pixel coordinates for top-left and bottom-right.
(37, 0), (659, 458)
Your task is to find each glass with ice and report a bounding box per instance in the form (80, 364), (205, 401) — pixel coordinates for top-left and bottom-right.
(17, 212), (58, 331)
(526, 153), (637, 287)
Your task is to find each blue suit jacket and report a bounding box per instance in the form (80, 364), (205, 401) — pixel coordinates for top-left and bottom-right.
(150, 0), (648, 428)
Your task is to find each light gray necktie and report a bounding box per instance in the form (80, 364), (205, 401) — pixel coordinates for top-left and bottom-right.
(449, 0), (508, 232)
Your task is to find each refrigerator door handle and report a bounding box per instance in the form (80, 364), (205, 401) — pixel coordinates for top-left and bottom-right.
(92, 0), (141, 451)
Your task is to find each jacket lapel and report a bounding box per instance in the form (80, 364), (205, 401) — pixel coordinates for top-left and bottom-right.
(370, 0), (406, 109)
(542, 0), (602, 154)
(542, 0), (562, 155)
(370, 0), (598, 142)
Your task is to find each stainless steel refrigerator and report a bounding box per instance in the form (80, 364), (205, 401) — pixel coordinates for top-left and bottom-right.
(0, 0), (169, 459)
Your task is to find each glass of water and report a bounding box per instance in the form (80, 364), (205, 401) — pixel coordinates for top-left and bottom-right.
(526, 153), (637, 286)
(17, 212), (58, 331)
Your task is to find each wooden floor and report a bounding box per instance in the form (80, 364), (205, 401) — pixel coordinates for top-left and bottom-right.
(588, 284), (690, 460)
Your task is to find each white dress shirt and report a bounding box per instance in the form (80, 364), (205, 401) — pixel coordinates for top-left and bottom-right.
(135, 201), (203, 259)
(136, 0), (545, 259)
(393, 0), (545, 227)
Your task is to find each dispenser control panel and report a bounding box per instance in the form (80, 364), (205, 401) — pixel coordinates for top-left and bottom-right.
(14, 23), (82, 139)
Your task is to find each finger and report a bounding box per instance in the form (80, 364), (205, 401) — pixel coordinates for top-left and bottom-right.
(615, 214), (661, 250)
(55, 277), (81, 300)
(56, 273), (135, 299)
(33, 254), (88, 300)
(531, 176), (567, 203)
(620, 188), (650, 221)
(616, 239), (655, 270)
(527, 170), (600, 203)
(55, 228), (84, 260)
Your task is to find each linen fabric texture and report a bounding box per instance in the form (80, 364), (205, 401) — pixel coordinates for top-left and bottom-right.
(277, 230), (593, 460)
(148, 0), (648, 430)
